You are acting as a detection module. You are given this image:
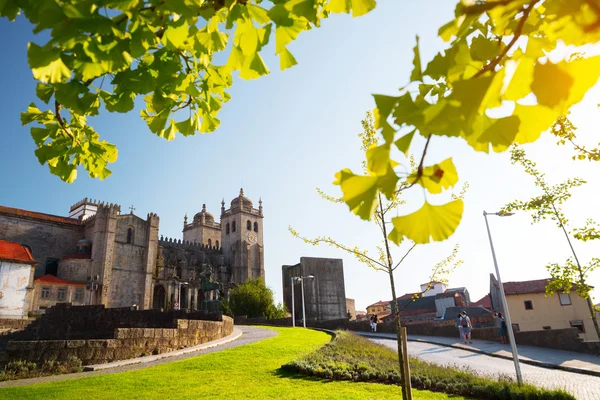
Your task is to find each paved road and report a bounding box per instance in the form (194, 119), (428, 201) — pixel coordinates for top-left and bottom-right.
(0, 326), (277, 389)
(373, 338), (600, 400)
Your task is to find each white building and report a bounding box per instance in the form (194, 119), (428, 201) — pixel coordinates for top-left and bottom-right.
(0, 240), (37, 319)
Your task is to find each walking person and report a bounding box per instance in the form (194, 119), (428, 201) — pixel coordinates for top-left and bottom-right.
(456, 313), (464, 342)
(459, 311), (472, 344)
(371, 314), (378, 332)
(498, 312), (508, 344)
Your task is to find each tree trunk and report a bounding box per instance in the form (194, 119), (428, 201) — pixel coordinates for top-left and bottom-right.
(388, 270), (412, 399)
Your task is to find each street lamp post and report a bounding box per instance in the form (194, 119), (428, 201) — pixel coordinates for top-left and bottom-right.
(291, 276), (298, 327)
(483, 211), (523, 385)
(300, 275), (314, 328)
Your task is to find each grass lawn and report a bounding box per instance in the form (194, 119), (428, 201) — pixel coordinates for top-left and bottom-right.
(0, 327), (461, 400)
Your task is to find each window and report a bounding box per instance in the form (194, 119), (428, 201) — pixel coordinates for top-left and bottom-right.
(74, 288), (84, 302)
(559, 293), (572, 306)
(226, 223), (230, 235)
(127, 227), (134, 244)
(254, 222), (258, 232)
(41, 287), (50, 299)
(570, 320), (585, 333)
(512, 324), (520, 332)
(232, 221), (236, 232)
(216, 240), (219, 249)
(524, 300), (533, 310)
(45, 258), (59, 276)
(543, 326), (551, 330)
(57, 288), (67, 301)
(247, 220), (252, 230)
(208, 239), (212, 247)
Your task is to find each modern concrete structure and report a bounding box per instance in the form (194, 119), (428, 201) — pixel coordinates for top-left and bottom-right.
(282, 257), (347, 323)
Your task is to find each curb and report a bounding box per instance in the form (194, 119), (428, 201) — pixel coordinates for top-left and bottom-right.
(83, 328), (243, 371)
(360, 332), (600, 378)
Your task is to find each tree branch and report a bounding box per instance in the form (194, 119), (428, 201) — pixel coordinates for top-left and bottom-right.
(392, 243), (417, 271)
(473, 0), (538, 79)
(54, 101), (75, 141)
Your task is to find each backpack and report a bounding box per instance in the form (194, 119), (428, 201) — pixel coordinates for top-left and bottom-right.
(460, 316), (468, 327)
(501, 320), (507, 330)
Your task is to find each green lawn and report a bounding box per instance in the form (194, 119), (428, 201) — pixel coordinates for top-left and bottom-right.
(0, 327), (461, 400)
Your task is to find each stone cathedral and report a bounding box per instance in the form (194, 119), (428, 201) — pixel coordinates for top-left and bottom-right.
(0, 189), (264, 314)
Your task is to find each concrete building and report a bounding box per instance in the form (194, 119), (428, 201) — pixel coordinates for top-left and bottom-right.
(282, 257), (347, 323)
(489, 274), (599, 341)
(0, 189), (264, 313)
(0, 240), (37, 319)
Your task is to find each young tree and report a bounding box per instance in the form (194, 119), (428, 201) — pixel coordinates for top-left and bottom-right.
(290, 112), (464, 400)
(503, 145), (600, 339)
(229, 277), (286, 319)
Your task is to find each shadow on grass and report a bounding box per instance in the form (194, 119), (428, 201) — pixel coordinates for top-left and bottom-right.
(273, 367), (335, 383)
(273, 367), (466, 399)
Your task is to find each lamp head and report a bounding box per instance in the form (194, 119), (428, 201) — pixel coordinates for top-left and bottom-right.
(497, 212), (515, 217)
(307, 275), (314, 279)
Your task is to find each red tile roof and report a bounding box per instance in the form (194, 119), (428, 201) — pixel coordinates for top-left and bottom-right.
(61, 253), (91, 260)
(34, 274), (86, 286)
(0, 240), (38, 265)
(503, 278), (550, 295)
(472, 294), (492, 309)
(0, 205), (80, 226)
(397, 293), (417, 300)
(367, 300), (390, 308)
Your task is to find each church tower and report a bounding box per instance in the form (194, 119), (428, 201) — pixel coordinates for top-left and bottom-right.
(220, 189), (264, 283)
(182, 204), (221, 249)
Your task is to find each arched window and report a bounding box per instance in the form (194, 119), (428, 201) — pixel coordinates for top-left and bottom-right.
(232, 221), (236, 232)
(254, 222), (258, 232)
(226, 223), (230, 234)
(247, 220), (252, 230)
(216, 240), (219, 249)
(127, 228), (134, 244)
(208, 239), (212, 248)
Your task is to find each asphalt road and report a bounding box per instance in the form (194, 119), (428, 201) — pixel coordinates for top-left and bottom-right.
(372, 338), (600, 400)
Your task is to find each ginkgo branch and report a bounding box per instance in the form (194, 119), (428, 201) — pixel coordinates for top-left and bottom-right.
(473, 0), (538, 79)
(54, 101), (76, 142)
(392, 243), (417, 271)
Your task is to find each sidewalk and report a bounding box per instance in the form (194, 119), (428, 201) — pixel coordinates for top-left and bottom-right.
(358, 331), (600, 377)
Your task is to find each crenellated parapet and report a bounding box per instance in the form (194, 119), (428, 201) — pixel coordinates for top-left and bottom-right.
(158, 236), (222, 253)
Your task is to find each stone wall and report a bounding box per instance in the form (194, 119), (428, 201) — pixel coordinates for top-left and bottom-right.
(0, 213), (83, 277)
(9, 303), (224, 340)
(4, 317), (233, 366)
(0, 318), (33, 331)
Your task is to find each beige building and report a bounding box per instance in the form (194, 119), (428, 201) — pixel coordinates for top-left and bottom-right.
(32, 275), (87, 312)
(367, 300), (391, 317)
(490, 275), (599, 341)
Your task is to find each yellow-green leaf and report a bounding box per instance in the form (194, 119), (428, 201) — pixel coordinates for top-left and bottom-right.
(409, 158), (458, 194)
(394, 129), (415, 155)
(477, 115), (520, 152)
(531, 62), (574, 109)
(410, 36), (422, 81)
(513, 104), (559, 144)
(279, 47), (298, 70)
(28, 43), (71, 83)
(162, 23), (189, 49)
(366, 143), (390, 176)
(390, 199), (464, 245)
(327, 0), (376, 17)
(504, 56), (535, 101)
(334, 168), (379, 220)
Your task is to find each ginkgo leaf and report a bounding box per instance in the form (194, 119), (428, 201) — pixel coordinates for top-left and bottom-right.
(28, 43), (71, 83)
(562, 55), (600, 110)
(390, 199), (464, 245)
(279, 47), (298, 70)
(531, 62), (574, 109)
(366, 143), (391, 175)
(162, 23), (189, 49)
(409, 158), (458, 194)
(394, 129), (415, 155)
(504, 56), (535, 101)
(334, 168), (379, 220)
(477, 115), (520, 152)
(410, 36), (422, 81)
(328, 0), (376, 17)
(512, 104), (559, 144)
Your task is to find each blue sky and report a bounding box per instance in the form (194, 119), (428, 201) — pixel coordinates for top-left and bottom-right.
(1, 1), (599, 311)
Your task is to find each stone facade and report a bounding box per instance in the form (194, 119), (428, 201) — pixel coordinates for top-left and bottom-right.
(282, 257), (347, 322)
(0, 189), (265, 313)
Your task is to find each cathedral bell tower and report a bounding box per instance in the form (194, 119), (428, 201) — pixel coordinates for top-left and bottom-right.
(220, 189), (264, 283)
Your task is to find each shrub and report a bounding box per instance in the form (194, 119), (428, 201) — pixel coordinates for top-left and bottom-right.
(0, 357), (82, 382)
(281, 331), (574, 400)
